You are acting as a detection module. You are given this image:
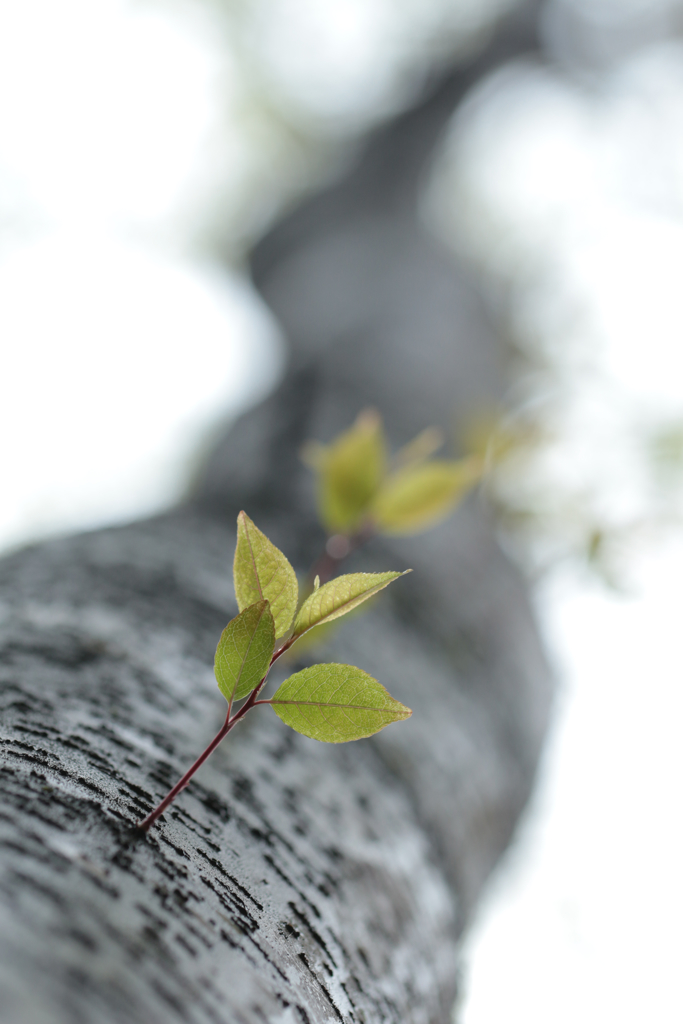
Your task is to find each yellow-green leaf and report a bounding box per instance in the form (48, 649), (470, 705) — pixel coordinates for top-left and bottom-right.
(393, 426), (444, 468)
(214, 600), (275, 704)
(233, 512), (298, 638)
(269, 663), (411, 742)
(293, 570), (409, 638)
(370, 458), (482, 535)
(318, 410), (386, 534)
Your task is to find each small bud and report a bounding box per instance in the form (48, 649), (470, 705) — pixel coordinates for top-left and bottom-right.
(326, 534), (351, 559)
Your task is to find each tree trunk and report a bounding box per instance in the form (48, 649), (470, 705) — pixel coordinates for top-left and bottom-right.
(0, 6), (551, 1022)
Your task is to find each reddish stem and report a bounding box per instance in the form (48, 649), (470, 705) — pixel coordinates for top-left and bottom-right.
(137, 710), (233, 832)
(136, 636), (299, 831)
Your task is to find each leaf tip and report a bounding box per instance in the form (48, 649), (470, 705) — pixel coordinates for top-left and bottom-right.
(300, 440), (327, 469)
(355, 406), (381, 430)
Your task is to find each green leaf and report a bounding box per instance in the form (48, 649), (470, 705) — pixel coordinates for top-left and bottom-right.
(269, 663), (411, 742)
(318, 410), (386, 534)
(293, 570), (410, 639)
(214, 600), (275, 704)
(393, 426), (444, 468)
(370, 458), (482, 535)
(461, 410), (537, 468)
(233, 512), (298, 638)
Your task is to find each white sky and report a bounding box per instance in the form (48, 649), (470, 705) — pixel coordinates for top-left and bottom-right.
(0, 0), (282, 551)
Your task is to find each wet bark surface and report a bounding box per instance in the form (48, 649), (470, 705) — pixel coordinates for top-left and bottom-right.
(0, 5), (552, 1022)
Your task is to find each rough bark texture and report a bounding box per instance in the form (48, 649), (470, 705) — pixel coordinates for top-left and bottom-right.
(0, 6), (551, 1023)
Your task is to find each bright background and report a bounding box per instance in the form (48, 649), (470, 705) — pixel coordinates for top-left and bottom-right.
(1, 1), (682, 1020)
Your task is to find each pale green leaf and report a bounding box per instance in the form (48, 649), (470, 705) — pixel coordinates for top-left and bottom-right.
(318, 410), (386, 534)
(393, 426), (444, 468)
(461, 410), (537, 468)
(293, 570), (409, 638)
(214, 600), (275, 704)
(233, 512), (298, 638)
(269, 663), (411, 742)
(370, 458), (482, 535)
(300, 440), (326, 470)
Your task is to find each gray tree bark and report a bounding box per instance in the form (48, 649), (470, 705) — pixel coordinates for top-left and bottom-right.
(0, 5), (551, 1023)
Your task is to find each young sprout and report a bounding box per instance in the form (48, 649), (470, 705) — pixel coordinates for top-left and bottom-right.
(137, 513), (411, 831)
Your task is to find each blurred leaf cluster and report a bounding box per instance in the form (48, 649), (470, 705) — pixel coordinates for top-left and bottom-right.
(303, 409), (483, 539)
(472, 408), (683, 590)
